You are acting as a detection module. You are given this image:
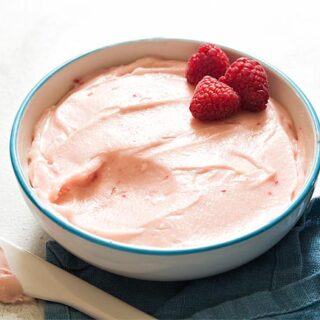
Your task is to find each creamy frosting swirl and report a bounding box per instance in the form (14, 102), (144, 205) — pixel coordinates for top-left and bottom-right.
(28, 57), (306, 248)
(0, 247), (28, 304)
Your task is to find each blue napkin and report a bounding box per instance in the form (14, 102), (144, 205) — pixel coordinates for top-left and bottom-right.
(45, 199), (320, 319)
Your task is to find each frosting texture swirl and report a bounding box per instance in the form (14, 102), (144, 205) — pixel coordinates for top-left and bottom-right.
(28, 58), (305, 248)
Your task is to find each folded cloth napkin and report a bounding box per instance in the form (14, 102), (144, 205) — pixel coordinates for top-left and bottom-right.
(45, 199), (320, 320)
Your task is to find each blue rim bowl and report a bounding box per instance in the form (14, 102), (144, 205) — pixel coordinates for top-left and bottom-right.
(9, 38), (320, 256)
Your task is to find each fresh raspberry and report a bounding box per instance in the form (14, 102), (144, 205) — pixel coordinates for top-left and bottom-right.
(189, 76), (240, 121)
(186, 43), (230, 85)
(220, 57), (269, 111)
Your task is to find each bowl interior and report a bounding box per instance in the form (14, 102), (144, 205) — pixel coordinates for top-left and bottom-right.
(13, 38), (319, 248)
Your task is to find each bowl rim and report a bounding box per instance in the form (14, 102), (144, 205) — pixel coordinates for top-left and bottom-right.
(10, 37), (320, 256)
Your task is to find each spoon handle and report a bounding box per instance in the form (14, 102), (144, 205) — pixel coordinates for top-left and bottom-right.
(0, 237), (155, 320)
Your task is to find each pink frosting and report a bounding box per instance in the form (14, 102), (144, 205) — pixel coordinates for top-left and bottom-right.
(0, 247), (26, 304)
(28, 57), (306, 248)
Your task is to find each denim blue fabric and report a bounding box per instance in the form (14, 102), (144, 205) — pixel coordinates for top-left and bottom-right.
(45, 199), (320, 319)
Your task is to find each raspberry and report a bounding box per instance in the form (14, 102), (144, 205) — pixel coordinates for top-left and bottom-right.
(220, 57), (269, 112)
(186, 43), (230, 85)
(189, 76), (240, 121)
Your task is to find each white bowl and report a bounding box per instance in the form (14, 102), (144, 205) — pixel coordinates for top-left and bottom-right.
(10, 39), (320, 281)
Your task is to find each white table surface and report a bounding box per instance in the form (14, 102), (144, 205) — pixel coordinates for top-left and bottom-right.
(1, 0), (320, 318)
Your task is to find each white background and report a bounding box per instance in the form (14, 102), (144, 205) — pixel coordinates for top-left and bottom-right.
(1, 0), (320, 318)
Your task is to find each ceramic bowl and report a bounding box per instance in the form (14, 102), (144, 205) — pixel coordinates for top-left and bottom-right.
(10, 39), (320, 281)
